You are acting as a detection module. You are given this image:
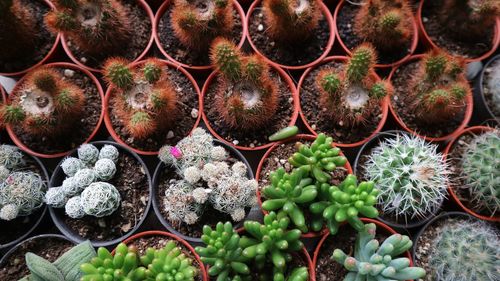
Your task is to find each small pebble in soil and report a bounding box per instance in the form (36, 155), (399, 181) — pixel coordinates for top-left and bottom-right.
(258, 24), (264, 31)
(233, 140), (239, 145)
(64, 69), (75, 78)
(167, 131), (174, 139)
(191, 108), (198, 118)
(80, 57), (87, 63)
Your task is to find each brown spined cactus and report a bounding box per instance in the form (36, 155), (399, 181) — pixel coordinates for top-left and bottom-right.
(354, 0), (413, 51)
(0, 67), (85, 136)
(171, 0), (234, 51)
(315, 44), (392, 127)
(0, 0), (37, 61)
(262, 0), (322, 43)
(103, 58), (178, 140)
(45, 0), (132, 55)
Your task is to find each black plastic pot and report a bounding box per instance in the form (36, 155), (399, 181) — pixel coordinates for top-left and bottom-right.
(475, 54), (500, 124)
(354, 130), (442, 230)
(48, 141), (152, 248)
(152, 139), (254, 244)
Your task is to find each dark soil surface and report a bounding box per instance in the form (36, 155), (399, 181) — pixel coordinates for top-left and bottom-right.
(109, 68), (199, 152)
(481, 58), (500, 118)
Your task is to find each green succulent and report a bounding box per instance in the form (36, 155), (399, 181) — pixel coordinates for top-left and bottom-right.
(141, 241), (198, 281)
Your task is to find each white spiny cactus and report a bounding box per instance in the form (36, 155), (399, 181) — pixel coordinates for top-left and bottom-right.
(0, 144), (24, 170)
(78, 144), (99, 165)
(98, 144), (119, 162)
(0, 172), (46, 221)
(65, 195), (85, 219)
(80, 182), (121, 217)
(61, 157), (85, 177)
(94, 158), (117, 181)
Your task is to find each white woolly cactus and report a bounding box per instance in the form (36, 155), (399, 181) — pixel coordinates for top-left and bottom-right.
(363, 133), (449, 222)
(0, 166), (10, 181)
(78, 144), (99, 165)
(61, 157), (85, 177)
(65, 195), (85, 219)
(44, 186), (67, 208)
(0, 172), (47, 221)
(94, 159), (117, 181)
(0, 144), (24, 169)
(99, 144), (120, 162)
(163, 180), (203, 225)
(80, 182), (121, 218)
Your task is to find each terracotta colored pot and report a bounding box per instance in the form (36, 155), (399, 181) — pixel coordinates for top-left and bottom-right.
(417, 0), (500, 62)
(61, 0), (155, 73)
(443, 126), (499, 222)
(117, 230), (208, 281)
(154, 0), (247, 72)
(0, 0), (60, 78)
(333, 0), (418, 68)
(388, 54), (473, 142)
(312, 218), (414, 281)
(297, 56), (389, 148)
(201, 65), (299, 151)
(5, 62), (105, 158)
(103, 59), (202, 156)
(246, 0), (335, 71)
(255, 134), (353, 238)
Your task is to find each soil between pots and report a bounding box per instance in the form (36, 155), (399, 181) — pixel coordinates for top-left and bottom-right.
(248, 5), (330, 67)
(65, 0), (151, 70)
(204, 72), (294, 148)
(157, 4), (243, 67)
(0, 236), (74, 280)
(300, 62), (382, 144)
(11, 67), (101, 155)
(109, 68), (199, 152)
(481, 57), (500, 119)
(0, 0), (56, 74)
(421, 0), (494, 59)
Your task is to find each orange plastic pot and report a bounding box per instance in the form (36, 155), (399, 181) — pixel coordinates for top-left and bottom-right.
(103, 59), (202, 156)
(5, 62), (105, 158)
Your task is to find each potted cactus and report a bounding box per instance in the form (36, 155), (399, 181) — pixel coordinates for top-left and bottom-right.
(102, 58), (201, 155)
(47, 141), (152, 247)
(246, 0), (334, 70)
(0, 63), (104, 158)
(154, 0), (246, 70)
(0, 0), (59, 77)
(334, 0), (418, 67)
(202, 38), (298, 150)
(297, 44), (391, 147)
(418, 0), (500, 62)
(477, 54), (500, 123)
(444, 126), (499, 222)
(413, 212), (499, 281)
(388, 51), (473, 141)
(45, 0), (154, 72)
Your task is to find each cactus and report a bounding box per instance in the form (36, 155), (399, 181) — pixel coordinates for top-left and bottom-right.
(363, 133), (449, 222)
(171, 0), (234, 51)
(427, 218), (499, 281)
(332, 223), (426, 281)
(0, 0), (37, 62)
(94, 158), (117, 181)
(99, 144), (120, 162)
(77, 144), (99, 166)
(103, 58), (178, 139)
(354, 0), (413, 51)
(316, 44), (392, 128)
(141, 241), (198, 281)
(0, 67), (85, 137)
(407, 51), (470, 125)
(459, 130), (500, 216)
(158, 128), (214, 169)
(65, 195), (85, 219)
(80, 182), (121, 217)
(0, 144), (24, 170)
(210, 38), (279, 131)
(45, 0), (132, 55)
(262, 0), (321, 43)
(60, 157), (85, 177)
(0, 171), (46, 221)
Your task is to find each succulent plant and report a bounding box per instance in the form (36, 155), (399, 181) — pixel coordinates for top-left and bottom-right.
(103, 58), (178, 139)
(315, 44), (392, 128)
(363, 133), (449, 222)
(459, 130), (500, 216)
(79, 182), (121, 218)
(45, 0), (132, 55)
(0, 0), (37, 62)
(0, 67), (85, 137)
(332, 223), (426, 281)
(0, 144), (24, 170)
(210, 38), (279, 131)
(78, 143), (100, 166)
(0, 171), (46, 221)
(99, 144), (120, 162)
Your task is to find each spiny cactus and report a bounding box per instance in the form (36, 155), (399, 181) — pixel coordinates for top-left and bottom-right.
(262, 0), (321, 43)
(459, 130), (500, 216)
(0, 171), (46, 221)
(45, 0), (132, 55)
(316, 44), (392, 128)
(0, 144), (24, 170)
(332, 223), (425, 281)
(79, 182), (121, 218)
(0, 0), (37, 62)
(363, 133), (449, 222)
(171, 0), (234, 51)
(354, 0), (413, 51)
(0, 67), (85, 137)
(427, 218), (499, 281)
(210, 38), (279, 131)
(141, 241), (198, 281)
(103, 58), (178, 139)
(407, 51), (470, 125)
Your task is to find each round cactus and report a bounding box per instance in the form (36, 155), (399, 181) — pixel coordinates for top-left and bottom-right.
(183, 166), (201, 184)
(0, 171), (46, 221)
(0, 166), (10, 181)
(210, 146), (228, 161)
(61, 157), (85, 177)
(0, 144), (24, 170)
(65, 195), (85, 219)
(44, 186), (67, 208)
(80, 182), (121, 217)
(77, 144), (99, 165)
(61, 177), (82, 197)
(93, 158), (117, 181)
(98, 144), (119, 163)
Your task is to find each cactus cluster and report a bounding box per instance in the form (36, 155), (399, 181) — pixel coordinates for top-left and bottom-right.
(315, 44), (392, 128)
(0, 0), (37, 62)
(0, 67), (85, 137)
(363, 133), (449, 222)
(45, 144), (122, 219)
(103, 58), (178, 140)
(158, 128), (257, 225)
(332, 223), (425, 281)
(210, 38), (279, 131)
(45, 0), (132, 55)
(0, 145), (47, 221)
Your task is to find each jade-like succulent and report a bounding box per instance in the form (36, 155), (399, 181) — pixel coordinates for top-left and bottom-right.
(0, 0), (37, 62)
(288, 133), (347, 183)
(309, 174), (379, 235)
(141, 241), (198, 281)
(332, 223), (426, 281)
